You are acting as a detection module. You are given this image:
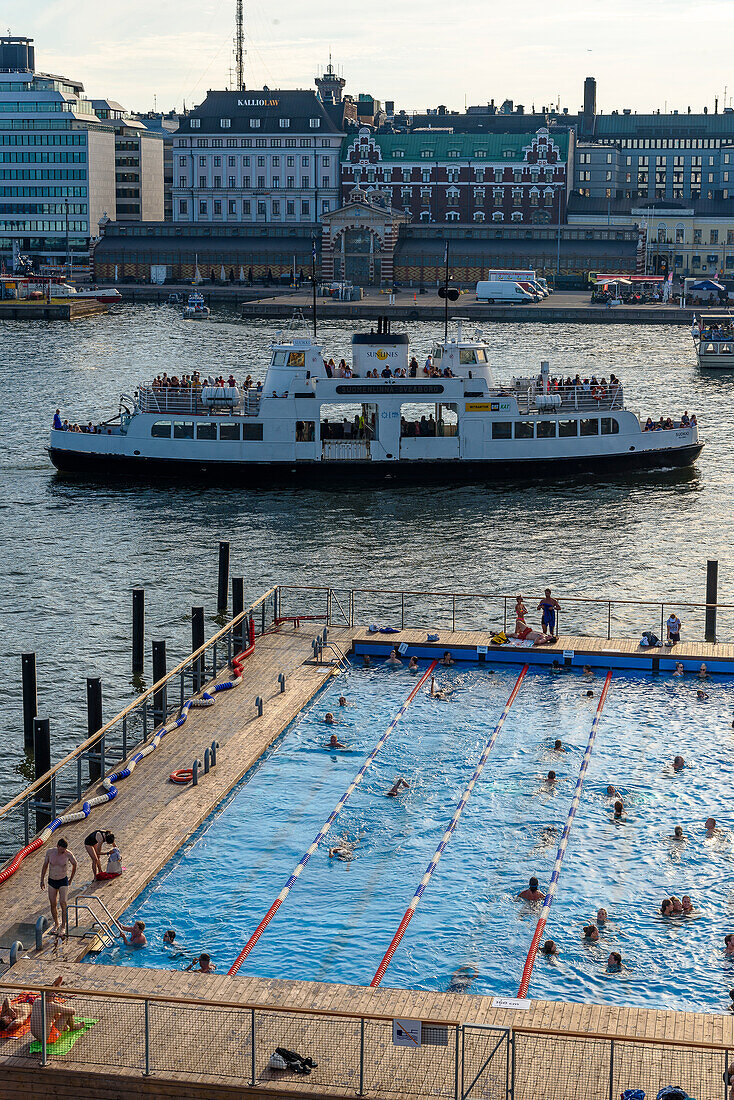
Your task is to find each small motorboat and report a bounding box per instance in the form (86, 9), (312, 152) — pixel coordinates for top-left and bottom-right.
(183, 292), (210, 320)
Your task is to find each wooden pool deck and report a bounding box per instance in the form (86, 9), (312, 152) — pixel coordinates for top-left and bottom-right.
(0, 623), (357, 960)
(3, 619), (734, 1097)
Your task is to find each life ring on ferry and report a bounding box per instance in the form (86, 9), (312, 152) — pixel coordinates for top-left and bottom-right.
(170, 769), (193, 784)
(592, 386), (602, 402)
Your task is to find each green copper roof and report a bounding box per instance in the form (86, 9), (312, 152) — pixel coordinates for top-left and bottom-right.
(342, 130), (569, 161)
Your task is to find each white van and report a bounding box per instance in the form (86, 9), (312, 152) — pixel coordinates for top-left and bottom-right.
(476, 280), (535, 304)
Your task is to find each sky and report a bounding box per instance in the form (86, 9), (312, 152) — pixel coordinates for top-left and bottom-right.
(6, 0), (734, 117)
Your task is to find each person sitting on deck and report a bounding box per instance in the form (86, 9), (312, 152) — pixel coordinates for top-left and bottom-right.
(517, 877), (545, 903)
(643, 416), (654, 430)
(119, 921), (147, 947)
(29, 977), (83, 1044)
(0, 996), (33, 1033)
(186, 953), (216, 973)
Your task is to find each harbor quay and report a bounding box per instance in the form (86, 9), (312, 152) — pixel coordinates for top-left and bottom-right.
(2, 578), (734, 1098)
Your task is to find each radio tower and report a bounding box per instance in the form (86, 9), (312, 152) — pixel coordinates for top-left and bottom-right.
(235, 0), (245, 90)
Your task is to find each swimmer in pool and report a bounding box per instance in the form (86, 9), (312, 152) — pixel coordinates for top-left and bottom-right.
(541, 940), (559, 956)
(328, 734), (346, 749)
(325, 712), (335, 725)
(584, 690), (594, 697)
(338, 696), (347, 707)
(606, 785), (617, 798)
(705, 817), (718, 837)
(661, 898), (674, 917)
(699, 663), (709, 680)
(162, 929), (187, 958)
(439, 651), (455, 666)
(119, 920), (146, 947)
(430, 677), (453, 701)
(729, 990), (734, 1013)
(385, 648), (403, 667)
(671, 825), (685, 840)
(328, 835), (357, 861)
(607, 951), (622, 971)
(673, 755), (686, 771)
(670, 896), (684, 914)
(725, 934), (734, 957)
(613, 800), (625, 819)
(518, 877), (545, 903)
(583, 924), (599, 942)
(534, 826), (558, 850)
(673, 662), (684, 676)
(582, 665), (593, 676)
(545, 770), (557, 784)
(553, 739), (565, 752)
(697, 689), (709, 701)
(387, 778), (409, 797)
(597, 908), (608, 925)
(681, 895), (694, 914)
(448, 966), (477, 993)
(408, 657), (419, 674)
(363, 655), (371, 668)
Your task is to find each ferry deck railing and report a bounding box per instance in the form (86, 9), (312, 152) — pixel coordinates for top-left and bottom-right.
(136, 383), (262, 416)
(0, 979), (729, 1099)
(505, 381), (624, 414)
(0, 587), (278, 860)
(276, 584), (731, 650)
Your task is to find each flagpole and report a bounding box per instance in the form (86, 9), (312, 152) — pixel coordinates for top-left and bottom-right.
(444, 239), (450, 341)
(311, 237), (317, 340)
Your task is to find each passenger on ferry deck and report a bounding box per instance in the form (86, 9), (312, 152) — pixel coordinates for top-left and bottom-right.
(691, 413), (698, 425)
(681, 411), (690, 426)
(409, 360), (418, 377)
(380, 365), (392, 378)
(644, 417), (654, 431)
(53, 409), (63, 430)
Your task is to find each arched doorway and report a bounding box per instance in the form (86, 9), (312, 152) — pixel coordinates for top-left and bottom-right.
(334, 228), (382, 286)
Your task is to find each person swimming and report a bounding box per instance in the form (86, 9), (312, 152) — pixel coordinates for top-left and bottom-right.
(583, 924), (599, 942)
(385, 649), (402, 667)
(517, 876), (545, 902)
(328, 733), (346, 749)
(439, 651), (455, 666)
(705, 816), (718, 836)
(325, 712), (335, 725)
(541, 940), (559, 956)
(699, 663), (709, 680)
(387, 778), (409, 797)
(606, 784), (617, 798)
(670, 896), (684, 914)
(697, 688), (709, 701)
(408, 657), (419, 674)
(681, 895), (694, 914)
(448, 966), (477, 993)
(584, 690), (594, 697)
(672, 825), (685, 840)
(613, 800), (625, 818)
(661, 898), (674, 916)
(597, 908), (608, 925)
(673, 662), (684, 677)
(725, 934), (734, 957)
(673, 755), (685, 770)
(553, 739), (565, 752)
(338, 696), (347, 707)
(430, 677), (453, 701)
(328, 835), (357, 861)
(362, 655), (371, 668)
(607, 951), (622, 971)
(545, 770), (557, 784)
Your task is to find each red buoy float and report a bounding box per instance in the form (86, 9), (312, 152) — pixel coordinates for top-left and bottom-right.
(169, 769), (193, 784)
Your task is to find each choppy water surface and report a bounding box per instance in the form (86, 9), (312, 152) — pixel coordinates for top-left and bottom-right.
(93, 662), (734, 1013)
(0, 303), (731, 813)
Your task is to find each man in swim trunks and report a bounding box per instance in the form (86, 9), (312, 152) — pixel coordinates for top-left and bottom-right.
(537, 589), (560, 635)
(387, 778), (410, 797)
(385, 649), (402, 667)
(545, 770), (556, 784)
(553, 739), (565, 752)
(119, 920), (147, 946)
(518, 877), (545, 902)
(29, 977), (82, 1044)
(84, 829), (115, 878)
(448, 966), (477, 992)
(40, 839), (77, 936)
(705, 816), (718, 836)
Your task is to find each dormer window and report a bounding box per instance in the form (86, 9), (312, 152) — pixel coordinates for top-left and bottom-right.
(280, 118), (290, 128)
(190, 119), (200, 129)
(220, 118), (231, 128)
(250, 118), (260, 128)
(309, 118), (320, 128)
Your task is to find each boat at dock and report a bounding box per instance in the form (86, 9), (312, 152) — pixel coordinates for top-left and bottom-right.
(691, 312), (734, 369)
(48, 318), (703, 484)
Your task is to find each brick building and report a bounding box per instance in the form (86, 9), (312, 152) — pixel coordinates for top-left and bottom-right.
(340, 127), (571, 225)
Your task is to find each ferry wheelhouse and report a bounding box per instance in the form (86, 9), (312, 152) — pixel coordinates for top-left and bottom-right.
(49, 319), (703, 484)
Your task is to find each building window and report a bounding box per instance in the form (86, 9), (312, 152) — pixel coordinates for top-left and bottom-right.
(694, 229), (702, 243)
(321, 199), (330, 213)
(322, 176), (329, 188)
(257, 201), (266, 215)
(394, 149), (404, 158)
(243, 175), (250, 187)
(273, 176), (279, 188)
(199, 156), (206, 166)
(473, 211), (485, 222)
(243, 200), (251, 214)
(250, 119), (260, 128)
(213, 199), (222, 214)
(446, 211), (460, 221)
(199, 176), (206, 188)
(178, 156), (186, 166)
(710, 229), (719, 244)
(228, 175), (235, 187)
(199, 200), (207, 214)
(257, 155), (265, 166)
(272, 156), (280, 166)
(421, 150), (432, 158)
(179, 199), (187, 214)
(280, 118), (290, 128)
(301, 200), (310, 215)
(213, 175), (221, 187)
(220, 118), (231, 128)
(190, 119), (200, 129)
(287, 175), (294, 187)
(511, 210), (523, 221)
(272, 200), (280, 215)
(309, 118), (320, 128)
(302, 176), (309, 188)
(257, 176), (265, 188)
(676, 225), (685, 243)
(286, 200), (295, 214)
(228, 200), (236, 214)
(492, 211), (503, 221)
(179, 176), (187, 187)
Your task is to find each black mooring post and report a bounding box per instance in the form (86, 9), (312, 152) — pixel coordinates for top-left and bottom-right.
(705, 559), (719, 643)
(33, 717), (51, 831)
(21, 652), (37, 754)
(132, 588), (145, 676)
(86, 677), (104, 781)
(192, 607), (205, 691)
(152, 640), (167, 727)
(217, 542), (230, 614)
(232, 577), (244, 652)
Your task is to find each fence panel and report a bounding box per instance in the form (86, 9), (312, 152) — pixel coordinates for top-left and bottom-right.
(149, 1000), (251, 1081)
(461, 1025), (510, 1100)
(363, 1019), (459, 1099)
(612, 1039), (727, 1100)
(512, 1033), (610, 1100)
(253, 1008), (362, 1092)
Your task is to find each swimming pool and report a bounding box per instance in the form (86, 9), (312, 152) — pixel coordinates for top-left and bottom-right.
(93, 660), (734, 1014)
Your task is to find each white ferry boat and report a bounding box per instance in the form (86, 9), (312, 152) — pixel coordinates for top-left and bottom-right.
(48, 319), (703, 484)
(691, 313), (734, 369)
(183, 292), (211, 320)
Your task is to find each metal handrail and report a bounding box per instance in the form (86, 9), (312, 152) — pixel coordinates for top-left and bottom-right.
(74, 892), (125, 937)
(71, 901), (119, 948)
(0, 587), (277, 824)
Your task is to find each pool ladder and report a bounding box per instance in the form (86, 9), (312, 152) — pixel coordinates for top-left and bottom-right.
(71, 893), (125, 949)
(315, 636), (351, 674)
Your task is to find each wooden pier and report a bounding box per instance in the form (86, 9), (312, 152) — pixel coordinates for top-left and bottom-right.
(0, 298), (107, 320)
(2, 588), (734, 1099)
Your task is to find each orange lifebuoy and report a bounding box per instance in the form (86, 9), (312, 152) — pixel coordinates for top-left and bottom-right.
(170, 769), (193, 784)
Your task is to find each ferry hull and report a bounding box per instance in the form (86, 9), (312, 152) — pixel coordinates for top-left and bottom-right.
(49, 443), (703, 486)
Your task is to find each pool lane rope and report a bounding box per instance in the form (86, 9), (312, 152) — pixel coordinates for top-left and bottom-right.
(370, 663), (529, 988)
(0, 626), (256, 889)
(516, 669), (613, 999)
(227, 658), (439, 976)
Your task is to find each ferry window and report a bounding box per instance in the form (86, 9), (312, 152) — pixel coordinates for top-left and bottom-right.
(272, 352), (288, 366)
(173, 421), (194, 439)
(537, 420), (556, 439)
(196, 423), (217, 440)
(601, 417), (619, 435)
(514, 422), (534, 439)
(242, 423), (263, 441)
(437, 403), (458, 437)
(491, 422), (512, 439)
(433, 346), (443, 362)
(321, 403), (375, 440)
(580, 418), (599, 436)
(288, 351), (306, 367)
(150, 421), (171, 438)
(220, 423), (240, 441)
(296, 420), (315, 442)
(558, 420), (578, 437)
(459, 349), (477, 364)
(474, 349), (488, 363)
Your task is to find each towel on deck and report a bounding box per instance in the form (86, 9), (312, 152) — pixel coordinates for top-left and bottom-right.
(30, 1017), (97, 1055)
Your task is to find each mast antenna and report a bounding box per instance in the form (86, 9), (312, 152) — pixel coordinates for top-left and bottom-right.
(235, 0), (245, 90)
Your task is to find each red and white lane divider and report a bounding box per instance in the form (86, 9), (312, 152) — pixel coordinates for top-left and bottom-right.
(516, 669), (613, 999)
(228, 659), (438, 976)
(370, 664), (529, 988)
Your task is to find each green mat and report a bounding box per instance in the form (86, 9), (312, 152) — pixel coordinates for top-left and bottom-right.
(29, 1018), (97, 1055)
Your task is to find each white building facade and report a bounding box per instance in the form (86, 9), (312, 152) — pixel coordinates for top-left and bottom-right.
(172, 89), (343, 225)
